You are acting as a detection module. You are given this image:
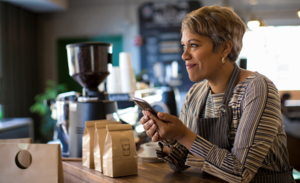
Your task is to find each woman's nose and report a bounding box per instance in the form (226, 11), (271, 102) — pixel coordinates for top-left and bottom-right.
(182, 48), (191, 61)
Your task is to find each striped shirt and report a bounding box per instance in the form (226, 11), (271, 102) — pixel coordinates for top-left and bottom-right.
(158, 72), (291, 183)
(202, 91), (224, 118)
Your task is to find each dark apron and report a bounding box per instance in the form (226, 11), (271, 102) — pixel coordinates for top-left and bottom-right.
(192, 63), (295, 183)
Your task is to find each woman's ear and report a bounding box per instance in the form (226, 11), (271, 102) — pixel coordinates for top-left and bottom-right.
(223, 40), (233, 58)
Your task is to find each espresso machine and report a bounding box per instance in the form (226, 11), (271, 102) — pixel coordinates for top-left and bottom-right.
(61, 42), (119, 157)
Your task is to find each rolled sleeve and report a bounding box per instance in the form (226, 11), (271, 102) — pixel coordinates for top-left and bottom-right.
(157, 143), (190, 172)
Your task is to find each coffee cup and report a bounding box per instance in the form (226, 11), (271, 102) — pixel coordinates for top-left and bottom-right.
(106, 64), (121, 94)
(143, 142), (160, 157)
(119, 52), (136, 93)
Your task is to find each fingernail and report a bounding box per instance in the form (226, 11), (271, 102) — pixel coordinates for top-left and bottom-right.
(149, 120), (153, 125)
(152, 124), (156, 128)
(158, 112), (163, 117)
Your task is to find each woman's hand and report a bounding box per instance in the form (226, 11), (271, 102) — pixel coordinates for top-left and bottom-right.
(142, 111), (190, 141)
(140, 110), (197, 150)
(140, 110), (161, 142)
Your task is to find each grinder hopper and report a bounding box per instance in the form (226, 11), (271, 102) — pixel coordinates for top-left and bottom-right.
(66, 42), (112, 96)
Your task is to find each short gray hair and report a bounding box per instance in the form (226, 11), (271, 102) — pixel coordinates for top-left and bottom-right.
(181, 5), (246, 62)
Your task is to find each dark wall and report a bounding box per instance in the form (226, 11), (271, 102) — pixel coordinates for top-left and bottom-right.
(0, 2), (41, 140)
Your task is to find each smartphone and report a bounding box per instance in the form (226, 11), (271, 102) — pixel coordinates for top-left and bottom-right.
(133, 97), (158, 116)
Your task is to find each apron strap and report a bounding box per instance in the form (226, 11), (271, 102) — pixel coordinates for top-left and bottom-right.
(218, 63), (240, 128)
(221, 63), (240, 105)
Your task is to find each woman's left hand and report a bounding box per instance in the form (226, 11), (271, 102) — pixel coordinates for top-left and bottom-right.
(144, 111), (190, 142)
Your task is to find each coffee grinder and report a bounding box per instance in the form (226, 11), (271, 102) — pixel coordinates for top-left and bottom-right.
(66, 42), (119, 157)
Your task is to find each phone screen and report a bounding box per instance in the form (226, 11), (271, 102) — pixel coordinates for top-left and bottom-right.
(293, 168), (300, 180)
(133, 97), (158, 116)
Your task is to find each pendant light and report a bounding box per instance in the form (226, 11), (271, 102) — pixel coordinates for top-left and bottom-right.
(247, 17), (260, 30)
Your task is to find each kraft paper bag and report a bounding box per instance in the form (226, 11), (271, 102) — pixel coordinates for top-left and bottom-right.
(83, 120), (120, 169)
(94, 120), (121, 173)
(103, 124), (138, 177)
(82, 121), (96, 169)
(0, 138), (33, 168)
(0, 143), (63, 183)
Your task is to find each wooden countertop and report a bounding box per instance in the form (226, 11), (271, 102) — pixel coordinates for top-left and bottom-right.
(63, 159), (226, 183)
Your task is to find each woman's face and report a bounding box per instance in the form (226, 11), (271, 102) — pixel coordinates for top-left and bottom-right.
(181, 29), (223, 82)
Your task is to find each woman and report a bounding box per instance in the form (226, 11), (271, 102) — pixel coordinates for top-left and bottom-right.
(140, 5), (295, 183)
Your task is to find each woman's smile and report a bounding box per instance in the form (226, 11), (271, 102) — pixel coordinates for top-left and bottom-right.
(186, 63), (197, 70)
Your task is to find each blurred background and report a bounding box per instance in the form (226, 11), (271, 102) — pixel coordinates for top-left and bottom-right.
(0, 0), (300, 163)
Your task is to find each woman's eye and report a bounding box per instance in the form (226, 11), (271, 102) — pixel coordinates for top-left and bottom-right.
(182, 45), (186, 50)
(191, 44), (198, 48)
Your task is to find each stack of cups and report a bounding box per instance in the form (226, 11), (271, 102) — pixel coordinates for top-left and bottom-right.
(106, 63), (121, 94)
(119, 52), (136, 94)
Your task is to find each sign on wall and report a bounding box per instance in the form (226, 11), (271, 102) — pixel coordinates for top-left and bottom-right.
(138, 1), (202, 91)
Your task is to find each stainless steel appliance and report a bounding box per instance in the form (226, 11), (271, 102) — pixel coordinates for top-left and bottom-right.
(55, 91), (79, 157)
(64, 42), (119, 157)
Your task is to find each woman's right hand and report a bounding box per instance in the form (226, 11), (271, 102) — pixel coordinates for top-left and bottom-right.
(140, 110), (160, 142)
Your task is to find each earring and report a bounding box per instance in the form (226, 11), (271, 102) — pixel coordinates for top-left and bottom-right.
(222, 57), (225, 65)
